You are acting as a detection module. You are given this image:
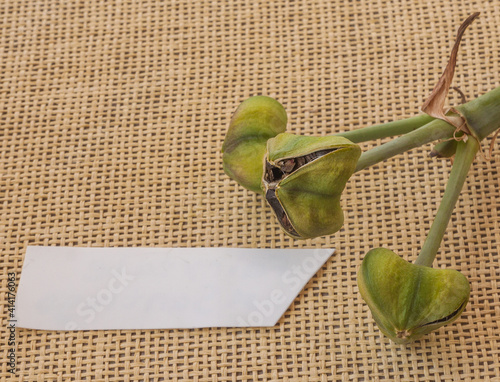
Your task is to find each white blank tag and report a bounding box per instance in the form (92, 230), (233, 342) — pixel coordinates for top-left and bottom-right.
(16, 246), (334, 330)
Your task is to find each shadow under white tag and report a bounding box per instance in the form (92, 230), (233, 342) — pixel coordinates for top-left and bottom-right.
(16, 246), (334, 330)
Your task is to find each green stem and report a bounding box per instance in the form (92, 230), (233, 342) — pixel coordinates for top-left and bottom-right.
(336, 114), (434, 143)
(414, 138), (480, 267)
(353, 86), (500, 172)
(354, 119), (456, 172)
(455, 86), (500, 141)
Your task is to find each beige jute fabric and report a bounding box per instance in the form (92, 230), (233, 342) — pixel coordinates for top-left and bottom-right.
(1, 0), (499, 380)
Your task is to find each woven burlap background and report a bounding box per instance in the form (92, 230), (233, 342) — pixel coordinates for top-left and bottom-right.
(1, 0), (499, 380)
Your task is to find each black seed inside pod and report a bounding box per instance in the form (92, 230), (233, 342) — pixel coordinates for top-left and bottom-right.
(265, 148), (337, 183)
(263, 147), (338, 236)
(265, 189), (299, 237)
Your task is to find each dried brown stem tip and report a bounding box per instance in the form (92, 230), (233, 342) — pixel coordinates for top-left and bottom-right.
(421, 12), (480, 137)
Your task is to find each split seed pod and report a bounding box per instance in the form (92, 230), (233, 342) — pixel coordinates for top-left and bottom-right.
(222, 96), (287, 193)
(358, 248), (470, 344)
(262, 133), (361, 239)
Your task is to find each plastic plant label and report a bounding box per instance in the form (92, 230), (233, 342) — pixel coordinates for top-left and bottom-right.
(15, 246), (334, 330)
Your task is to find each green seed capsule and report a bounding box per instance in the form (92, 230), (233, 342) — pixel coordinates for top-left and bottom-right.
(262, 133), (361, 239)
(222, 96), (287, 193)
(358, 248), (470, 344)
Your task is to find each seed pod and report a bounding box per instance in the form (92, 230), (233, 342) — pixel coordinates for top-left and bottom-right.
(262, 133), (361, 239)
(358, 248), (470, 344)
(222, 96), (287, 193)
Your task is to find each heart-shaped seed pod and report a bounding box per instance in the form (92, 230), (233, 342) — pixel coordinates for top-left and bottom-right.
(357, 248), (470, 344)
(222, 96), (287, 193)
(262, 133), (361, 239)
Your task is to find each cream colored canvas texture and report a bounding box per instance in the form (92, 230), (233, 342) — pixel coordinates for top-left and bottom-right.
(1, 1), (499, 381)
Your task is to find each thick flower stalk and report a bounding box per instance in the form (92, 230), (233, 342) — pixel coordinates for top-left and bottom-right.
(356, 13), (500, 344)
